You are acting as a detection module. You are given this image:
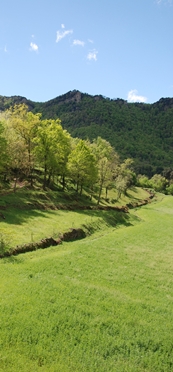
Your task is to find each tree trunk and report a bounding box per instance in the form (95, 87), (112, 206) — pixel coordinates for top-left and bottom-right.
(47, 171), (52, 187)
(97, 182), (103, 205)
(62, 175), (66, 191)
(30, 169), (34, 188)
(80, 184), (83, 196)
(43, 158), (47, 190)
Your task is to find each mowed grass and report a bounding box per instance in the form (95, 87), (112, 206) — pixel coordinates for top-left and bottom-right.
(1, 193), (173, 371)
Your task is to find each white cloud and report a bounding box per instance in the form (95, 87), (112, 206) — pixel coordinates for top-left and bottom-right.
(56, 29), (73, 43)
(127, 90), (147, 103)
(155, 0), (172, 4)
(61, 24), (65, 29)
(73, 39), (85, 47)
(88, 39), (94, 44)
(4, 46), (8, 53)
(87, 49), (98, 61)
(30, 42), (38, 51)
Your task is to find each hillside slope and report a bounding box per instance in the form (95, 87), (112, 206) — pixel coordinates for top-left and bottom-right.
(1, 91), (173, 175)
(0, 194), (173, 371)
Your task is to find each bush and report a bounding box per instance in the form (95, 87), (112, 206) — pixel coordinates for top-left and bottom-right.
(137, 175), (150, 188)
(149, 174), (168, 192)
(166, 183), (173, 195)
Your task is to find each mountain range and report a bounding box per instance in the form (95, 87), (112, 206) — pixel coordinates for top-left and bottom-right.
(0, 90), (173, 176)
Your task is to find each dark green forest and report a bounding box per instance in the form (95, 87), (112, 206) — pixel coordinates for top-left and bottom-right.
(0, 90), (173, 176)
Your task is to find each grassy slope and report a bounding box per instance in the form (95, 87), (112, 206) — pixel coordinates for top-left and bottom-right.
(0, 186), (149, 248)
(0, 193), (173, 371)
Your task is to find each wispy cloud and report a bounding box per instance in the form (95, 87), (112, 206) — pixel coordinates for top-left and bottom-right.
(87, 49), (98, 61)
(56, 27), (73, 43)
(155, 0), (172, 5)
(73, 39), (85, 47)
(88, 39), (94, 44)
(30, 42), (38, 52)
(61, 24), (65, 29)
(127, 89), (147, 103)
(4, 46), (8, 53)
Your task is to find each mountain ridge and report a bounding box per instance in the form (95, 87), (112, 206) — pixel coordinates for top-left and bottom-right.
(1, 89), (173, 107)
(1, 90), (173, 176)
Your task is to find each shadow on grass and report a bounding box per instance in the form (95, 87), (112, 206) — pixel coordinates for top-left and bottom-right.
(0, 188), (96, 225)
(101, 210), (132, 227)
(125, 188), (141, 201)
(70, 208), (138, 232)
(0, 188), (141, 229)
(1, 205), (139, 235)
(3, 208), (54, 225)
(0, 192), (66, 225)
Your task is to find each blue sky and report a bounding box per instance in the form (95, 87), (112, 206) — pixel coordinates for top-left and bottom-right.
(1, 0), (173, 103)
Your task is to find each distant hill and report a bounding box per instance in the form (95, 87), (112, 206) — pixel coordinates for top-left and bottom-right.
(1, 90), (173, 176)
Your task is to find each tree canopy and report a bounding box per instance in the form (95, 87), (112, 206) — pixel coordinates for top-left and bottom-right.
(1, 102), (172, 199)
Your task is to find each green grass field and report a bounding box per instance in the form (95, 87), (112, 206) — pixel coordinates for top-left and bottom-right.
(0, 191), (173, 371)
(0, 186), (149, 248)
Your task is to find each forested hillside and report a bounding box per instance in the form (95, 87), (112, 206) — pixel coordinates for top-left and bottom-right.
(0, 91), (173, 176)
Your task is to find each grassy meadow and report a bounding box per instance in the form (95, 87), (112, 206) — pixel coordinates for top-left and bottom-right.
(0, 189), (173, 371)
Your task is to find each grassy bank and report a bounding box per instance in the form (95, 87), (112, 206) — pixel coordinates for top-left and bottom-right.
(0, 193), (173, 371)
(0, 186), (149, 250)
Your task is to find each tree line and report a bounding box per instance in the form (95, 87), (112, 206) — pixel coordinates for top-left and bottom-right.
(1, 92), (173, 177)
(32, 92), (173, 177)
(0, 104), (173, 200)
(0, 104), (136, 202)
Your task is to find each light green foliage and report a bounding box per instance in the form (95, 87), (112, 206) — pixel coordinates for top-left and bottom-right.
(149, 173), (167, 192)
(116, 158), (134, 198)
(1, 93), (173, 176)
(115, 174), (128, 199)
(0, 195), (173, 371)
(0, 121), (8, 173)
(5, 125), (29, 188)
(68, 139), (97, 194)
(34, 119), (71, 189)
(166, 182), (173, 195)
(137, 174), (150, 188)
(92, 137), (119, 203)
(3, 105), (41, 187)
(1, 104), (136, 196)
(7, 104), (41, 167)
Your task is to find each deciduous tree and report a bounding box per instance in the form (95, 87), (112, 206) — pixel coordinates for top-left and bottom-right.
(34, 119), (71, 189)
(6, 104), (41, 185)
(68, 139), (97, 195)
(0, 121), (8, 177)
(91, 137), (119, 204)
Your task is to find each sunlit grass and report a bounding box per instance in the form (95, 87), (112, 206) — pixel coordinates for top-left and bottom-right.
(0, 194), (173, 371)
(0, 186), (149, 247)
